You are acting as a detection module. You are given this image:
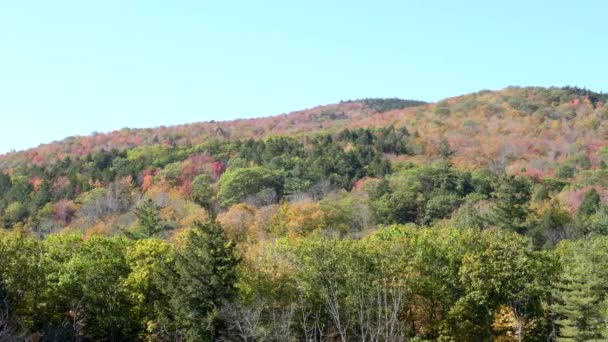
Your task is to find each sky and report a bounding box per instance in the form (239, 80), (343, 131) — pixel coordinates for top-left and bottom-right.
(1, 0), (607, 153)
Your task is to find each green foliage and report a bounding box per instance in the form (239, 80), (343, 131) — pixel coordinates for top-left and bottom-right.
(434, 100), (451, 116)
(55, 235), (135, 340)
(2, 201), (27, 227)
(217, 166), (284, 207)
(578, 188), (601, 217)
(132, 199), (172, 238)
(552, 238), (608, 341)
(371, 165), (477, 225)
(340, 98), (426, 113)
(157, 162), (182, 186)
(557, 165), (575, 179)
(486, 174), (532, 234)
(191, 174), (214, 209)
(156, 221), (240, 341)
(124, 238), (175, 339)
(0, 230), (44, 332)
(3, 87), (608, 340)
(529, 201), (574, 247)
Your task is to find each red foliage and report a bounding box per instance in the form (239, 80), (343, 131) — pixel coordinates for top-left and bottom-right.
(52, 199), (77, 225)
(30, 176), (43, 191)
(353, 177), (381, 191)
(211, 161), (226, 180)
(565, 185), (605, 213)
(141, 169), (156, 192)
(52, 176), (71, 196)
(179, 179), (193, 197)
(522, 168), (543, 180)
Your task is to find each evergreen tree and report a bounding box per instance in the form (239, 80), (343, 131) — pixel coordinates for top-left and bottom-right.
(157, 221), (240, 341)
(578, 188), (601, 217)
(191, 174), (214, 212)
(486, 175), (532, 234)
(438, 137), (455, 162)
(132, 199), (170, 238)
(552, 238), (608, 341)
(552, 254), (608, 341)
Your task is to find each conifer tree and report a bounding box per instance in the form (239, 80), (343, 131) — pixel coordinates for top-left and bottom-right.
(133, 199), (170, 238)
(578, 188), (601, 218)
(486, 175), (532, 234)
(552, 251), (608, 341)
(157, 220), (240, 341)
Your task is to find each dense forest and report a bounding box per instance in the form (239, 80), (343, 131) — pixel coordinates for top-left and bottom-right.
(2, 87), (608, 341)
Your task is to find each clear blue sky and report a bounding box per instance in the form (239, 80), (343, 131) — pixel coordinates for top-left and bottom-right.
(1, 0), (607, 153)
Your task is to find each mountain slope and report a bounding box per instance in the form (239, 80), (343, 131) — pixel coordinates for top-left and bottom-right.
(3, 86), (607, 180)
(0, 98), (425, 169)
(1, 86), (608, 237)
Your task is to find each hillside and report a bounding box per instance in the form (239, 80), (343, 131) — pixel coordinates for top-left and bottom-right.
(2, 86), (608, 233)
(3, 86), (608, 178)
(3, 86), (608, 340)
(0, 98), (425, 169)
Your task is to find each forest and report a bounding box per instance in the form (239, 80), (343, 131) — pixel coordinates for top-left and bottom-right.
(1, 88), (608, 341)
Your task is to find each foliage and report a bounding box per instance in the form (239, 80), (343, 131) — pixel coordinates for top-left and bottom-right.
(1, 86), (608, 340)
(156, 221), (240, 341)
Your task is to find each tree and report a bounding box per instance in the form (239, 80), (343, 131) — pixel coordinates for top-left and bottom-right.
(217, 166), (283, 207)
(157, 221), (240, 341)
(2, 202), (27, 227)
(123, 239), (175, 340)
(459, 229), (555, 341)
(132, 199), (171, 238)
(0, 173), (11, 195)
(191, 174), (213, 210)
(486, 175), (532, 234)
(217, 203), (257, 243)
(0, 230), (44, 335)
(528, 200), (574, 247)
(578, 188), (600, 217)
(552, 238), (608, 342)
(438, 138), (455, 161)
(54, 236), (135, 340)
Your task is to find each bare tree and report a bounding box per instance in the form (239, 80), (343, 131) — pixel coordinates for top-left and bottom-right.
(298, 294), (326, 342)
(223, 303), (264, 342)
(244, 188), (279, 207)
(0, 298), (15, 342)
(326, 280), (348, 342)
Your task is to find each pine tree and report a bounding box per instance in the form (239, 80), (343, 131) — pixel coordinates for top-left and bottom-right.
(132, 199), (170, 238)
(578, 188), (601, 217)
(552, 254), (608, 342)
(486, 175), (532, 234)
(157, 220), (240, 341)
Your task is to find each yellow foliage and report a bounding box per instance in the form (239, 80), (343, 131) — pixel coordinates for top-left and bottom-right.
(218, 203), (258, 243)
(270, 200), (326, 237)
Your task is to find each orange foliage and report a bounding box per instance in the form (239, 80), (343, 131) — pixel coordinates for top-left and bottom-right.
(29, 176), (43, 191)
(270, 200), (326, 237)
(218, 203), (258, 243)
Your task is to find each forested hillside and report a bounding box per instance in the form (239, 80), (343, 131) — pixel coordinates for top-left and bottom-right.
(2, 87), (608, 341)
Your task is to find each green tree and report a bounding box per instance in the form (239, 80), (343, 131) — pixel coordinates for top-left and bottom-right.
(578, 188), (600, 217)
(486, 175), (532, 234)
(55, 236), (135, 340)
(438, 138), (455, 161)
(123, 238), (175, 340)
(132, 199), (171, 238)
(191, 174), (214, 210)
(2, 201), (27, 227)
(458, 229), (555, 341)
(552, 238), (608, 341)
(0, 230), (44, 334)
(217, 166), (283, 207)
(157, 221), (240, 341)
(39, 232), (83, 339)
